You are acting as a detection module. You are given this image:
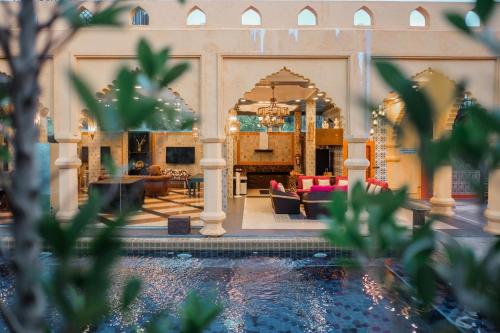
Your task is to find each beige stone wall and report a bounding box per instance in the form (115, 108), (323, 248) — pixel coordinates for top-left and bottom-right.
(152, 132), (202, 175)
(237, 133), (294, 165)
(2, 0), (499, 209)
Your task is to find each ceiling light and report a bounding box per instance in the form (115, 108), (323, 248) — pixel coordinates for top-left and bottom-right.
(295, 99), (301, 103)
(240, 98), (246, 103)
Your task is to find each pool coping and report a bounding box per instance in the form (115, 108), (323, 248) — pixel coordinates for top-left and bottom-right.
(0, 235), (351, 255)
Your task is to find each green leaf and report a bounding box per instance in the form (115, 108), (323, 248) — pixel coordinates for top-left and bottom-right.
(121, 278), (141, 310)
(160, 63), (190, 88)
(138, 39), (156, 78)
(90, 3), (129, 27)
(474, 0), (495, 23)
(445, 13), (472, 35)
(70, 72), (106, 129)
(179, 292), (222, 333)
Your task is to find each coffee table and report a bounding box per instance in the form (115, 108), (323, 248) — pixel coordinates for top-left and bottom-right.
(187, 173), (204, 197)
(88, 178), (145, 213)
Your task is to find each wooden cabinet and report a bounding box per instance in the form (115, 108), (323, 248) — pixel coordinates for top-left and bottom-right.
(315, 128), (343, 146)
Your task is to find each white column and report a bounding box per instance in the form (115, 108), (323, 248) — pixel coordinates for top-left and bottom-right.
(199, 53), (226, 236)
(200, 139), (226, 236)
(53, 52), (82, 220)
(55, 139), (81, 220)
(429, 165), (455, 216)
(484, 169), (500, 234)
(305, 99), (316, 176)
(345, 46), (371, 194)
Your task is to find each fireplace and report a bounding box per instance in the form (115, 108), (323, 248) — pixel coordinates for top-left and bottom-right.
(235, 165), (293, 189)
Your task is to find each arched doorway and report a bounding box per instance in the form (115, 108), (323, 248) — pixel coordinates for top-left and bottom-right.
(77, 75), (205, 227)
(374, 68), (469, 201)
(224, 67), (346, 197)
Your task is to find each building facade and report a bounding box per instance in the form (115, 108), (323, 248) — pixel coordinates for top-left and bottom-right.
(1, 0), (499, 235)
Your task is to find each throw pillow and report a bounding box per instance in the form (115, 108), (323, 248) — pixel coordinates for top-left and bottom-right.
(338, 179), (349, 186)
(368, 184), (376, 194)
(373, 185), (382, 194)
(318, 179), (330, 186)
(302, 178), (314, 190)
(277, 183), (285, 192)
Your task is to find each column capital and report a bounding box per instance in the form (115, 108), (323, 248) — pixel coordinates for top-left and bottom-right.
(55, 157), (81, 169)
(200, 158), (226, 169)
(346, 135), (370, 143)
(54, 134), (81, 143)
(201, 137), (226, 144)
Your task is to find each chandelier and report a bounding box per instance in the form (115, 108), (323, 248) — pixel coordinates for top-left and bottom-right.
(256, 84), (289, 128)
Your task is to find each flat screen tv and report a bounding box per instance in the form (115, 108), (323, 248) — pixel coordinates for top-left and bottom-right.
(166, 147), (195, 164)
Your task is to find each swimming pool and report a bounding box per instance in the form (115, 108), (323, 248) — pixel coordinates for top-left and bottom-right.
(0, 253), (480, 332)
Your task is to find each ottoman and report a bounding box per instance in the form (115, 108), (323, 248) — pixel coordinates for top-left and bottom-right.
(168, 215), (191, 235)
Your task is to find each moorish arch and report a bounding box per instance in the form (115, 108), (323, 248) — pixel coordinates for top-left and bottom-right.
(224, 67), (347, 197)
(373, 68), (482, 215)
(78, 75), (200, 188)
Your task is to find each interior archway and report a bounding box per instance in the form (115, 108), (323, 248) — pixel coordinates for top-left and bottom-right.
(77, 74), (205, 228)
(224, 67), (346, 197)
(374, 68), (480, 199)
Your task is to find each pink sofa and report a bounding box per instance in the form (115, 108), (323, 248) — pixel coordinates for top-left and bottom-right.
(296, 176), (335, 198)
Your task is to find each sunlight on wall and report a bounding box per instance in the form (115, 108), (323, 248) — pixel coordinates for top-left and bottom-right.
(187, 8), (206, 25)
(354, 8), (372, 26)
(242, 8), (261, 26)
(298, 8), (317, 26)
(409, 9), (427, 27)
(465, 10), (480, 27)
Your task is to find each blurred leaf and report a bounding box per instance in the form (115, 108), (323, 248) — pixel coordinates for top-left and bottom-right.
(474, 0), (495, 23)
(138, 39), (156, 78)
(121, 278), (141, 311)
(179, 292), (222, 333)
(0, 145), (10, 162)
(445, 13), (471, 35)
(160, 63), (190, 88)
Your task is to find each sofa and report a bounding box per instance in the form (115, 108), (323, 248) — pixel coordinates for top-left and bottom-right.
(303, 185), (347, 219)
(296, 175), (335, 199)
(269, 180), (301, 214)
(123, 165), (171, 197)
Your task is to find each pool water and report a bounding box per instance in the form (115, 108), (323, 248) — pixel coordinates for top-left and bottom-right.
(1, 254), (456, 332)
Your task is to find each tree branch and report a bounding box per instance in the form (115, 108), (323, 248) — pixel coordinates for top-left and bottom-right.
(0, 28), (15, 73)
(0, 301), (24, 333)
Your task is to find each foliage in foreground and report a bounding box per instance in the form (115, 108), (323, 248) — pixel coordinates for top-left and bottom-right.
(324, 0), (500, 327)
(0, 0), (220, 332)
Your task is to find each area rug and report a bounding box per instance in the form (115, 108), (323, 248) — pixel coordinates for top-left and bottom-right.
(241, 197), (329, 230)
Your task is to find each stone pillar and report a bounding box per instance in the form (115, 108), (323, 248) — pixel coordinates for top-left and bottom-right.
(200, 138), (226, 236)
(345, 136), (370, 193)
(199, 53), (226, 236)
(294, 111), (302, 173)
(484, 169), (500, 234)
(55, 139), (81, 220)
(305, 99), (316, 176)
(429, 165), (455, 216)
(344, 47), (371, 195)
(53, 52), (82, 220)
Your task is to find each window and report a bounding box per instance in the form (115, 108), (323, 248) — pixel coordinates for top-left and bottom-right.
(131, 7), (149, 26)
(465, 11), (480, 27)
(354, 7), (372, 27)
(241, 7), (261, 26)
(298, 7), (317, 26)
(187, 7), (206, 25)
(409, 8), (428, 27)
(79, 7), (93, 25)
